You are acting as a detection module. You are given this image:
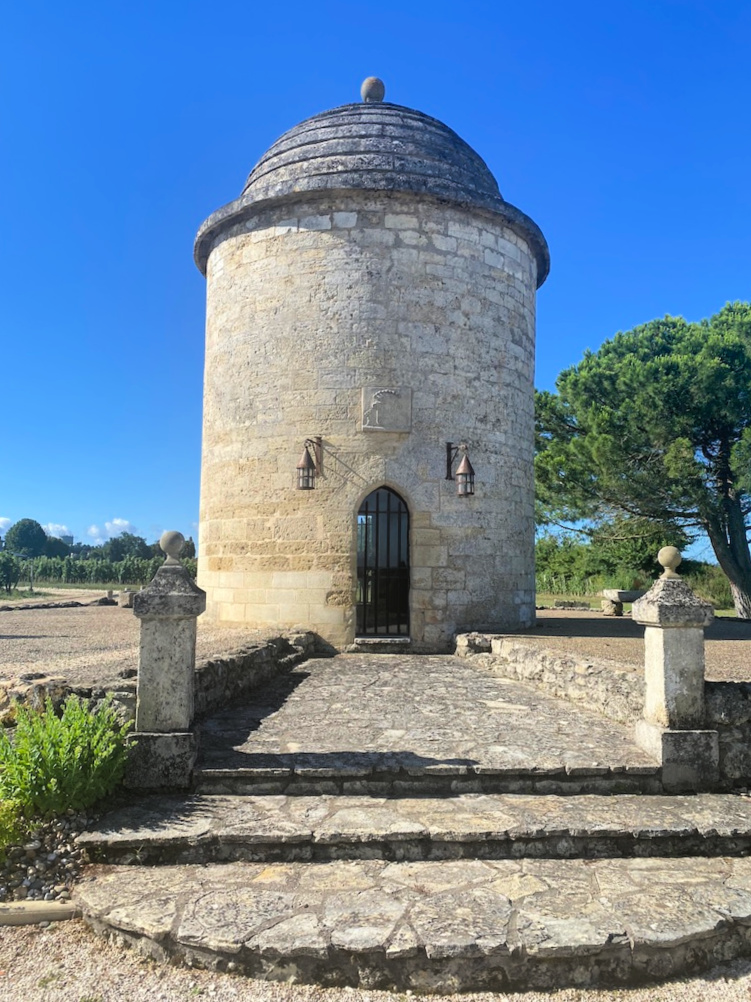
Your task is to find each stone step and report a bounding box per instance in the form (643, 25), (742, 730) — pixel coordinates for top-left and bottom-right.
(74, 854), (751, 991)
(78, 792), (751, 865)
(194, 654), (662, 797)
(193, 758), (663, 797)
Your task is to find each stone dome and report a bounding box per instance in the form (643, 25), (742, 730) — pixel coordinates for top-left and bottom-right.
(241, 102), (505, 212)
(195, 88), (549, 285)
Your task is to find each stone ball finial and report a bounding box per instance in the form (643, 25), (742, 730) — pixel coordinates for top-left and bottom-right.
(160, 530), (185, 565)
(361, 77), (385, 103)
(658, 545), (682, 579)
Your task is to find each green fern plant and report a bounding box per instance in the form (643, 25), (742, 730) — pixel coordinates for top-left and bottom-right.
(0, 696), (132, 817)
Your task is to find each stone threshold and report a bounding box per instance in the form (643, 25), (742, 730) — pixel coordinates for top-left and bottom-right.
(353, 637), (411, 645)
(76, 791), (751, 866)
(349, 637), (413, 653)
(74, 855), (751, 991)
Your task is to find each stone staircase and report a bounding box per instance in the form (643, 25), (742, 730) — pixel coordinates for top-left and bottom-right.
(72, 654), (751, 992)
(80, 791), (751, 865)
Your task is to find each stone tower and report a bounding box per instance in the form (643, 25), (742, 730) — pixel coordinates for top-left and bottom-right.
(195, 78), (549, 652)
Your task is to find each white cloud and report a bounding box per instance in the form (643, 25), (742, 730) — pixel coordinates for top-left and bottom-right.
(43, 523), (71, 538)
(86, 519), (137, 546)
(104, 518), (136, 537)
(0, 517), (11, 533)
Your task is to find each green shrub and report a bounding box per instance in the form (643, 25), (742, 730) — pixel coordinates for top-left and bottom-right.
(0, 696), (132, 817)
(0, 798), (25, 861)
(684, 564), (734, 610)
(535, 568), (652, 597)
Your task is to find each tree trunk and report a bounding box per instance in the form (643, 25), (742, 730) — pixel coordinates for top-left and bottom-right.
(730, 581), (751, 620)
(706, 513), (751, 619)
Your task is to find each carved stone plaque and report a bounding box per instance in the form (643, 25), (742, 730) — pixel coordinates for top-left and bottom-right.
(361, 387), (412, 432)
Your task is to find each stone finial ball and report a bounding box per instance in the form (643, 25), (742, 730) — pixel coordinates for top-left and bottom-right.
(361, 77), (385, 103)
(658, 545), (682, 578)
(160, 530), (185, 560)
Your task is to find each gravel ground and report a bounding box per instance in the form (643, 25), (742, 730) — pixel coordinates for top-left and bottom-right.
(1, 919), (751, 1002)
(0, 810), (92, 904)
(1, 604), (750, 690)
(0, 588), (110, 608)
(0, 604), (267, 688)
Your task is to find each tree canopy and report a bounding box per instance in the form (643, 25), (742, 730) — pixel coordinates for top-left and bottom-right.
(4, 519), (48, 558)
(535, 302), (751, 616)
(103, 532), (151, 562)
(43, 536), (71, 558)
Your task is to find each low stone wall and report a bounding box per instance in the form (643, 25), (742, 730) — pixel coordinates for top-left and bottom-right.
(455, 633), (644, 723)
(0, 674), (78, 725)
(455, 633), (751, 788)
(0, 631), (316, 727)
(193, 632), (315, 718)
(705, 682), (751, 785)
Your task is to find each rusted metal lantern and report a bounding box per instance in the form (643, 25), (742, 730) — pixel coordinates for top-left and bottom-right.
(455, 451), (475, 497)
(446, 441), (475, 497)
(296, 437), (322, 490)
(296, 446), (316, 490)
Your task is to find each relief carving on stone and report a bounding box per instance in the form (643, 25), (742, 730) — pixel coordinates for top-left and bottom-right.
(361, 387), (412, 432)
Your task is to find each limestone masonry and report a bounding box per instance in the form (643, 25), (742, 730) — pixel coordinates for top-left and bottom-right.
(195, 79), (549, 650)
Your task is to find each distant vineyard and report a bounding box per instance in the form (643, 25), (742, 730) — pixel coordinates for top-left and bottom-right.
(20, 554), (198, 586)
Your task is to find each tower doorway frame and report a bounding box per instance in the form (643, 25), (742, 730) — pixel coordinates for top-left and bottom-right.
(355, 486), (410, 637)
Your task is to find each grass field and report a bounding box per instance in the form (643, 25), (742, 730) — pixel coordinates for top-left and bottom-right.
(537, 591), (737, 616)
(0, 588), (54, 601)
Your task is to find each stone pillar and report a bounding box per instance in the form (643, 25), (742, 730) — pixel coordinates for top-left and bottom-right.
(124, 531), (206, 789)
(632, 546), (718, 792)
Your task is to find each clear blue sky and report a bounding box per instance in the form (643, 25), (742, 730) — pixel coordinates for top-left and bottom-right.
(2, 0), (749, 551)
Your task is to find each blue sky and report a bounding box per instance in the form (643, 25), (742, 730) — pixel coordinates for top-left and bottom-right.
(2, 1), (749, 555)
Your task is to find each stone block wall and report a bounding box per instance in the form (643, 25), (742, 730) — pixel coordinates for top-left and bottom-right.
(198, 189), (538, 650)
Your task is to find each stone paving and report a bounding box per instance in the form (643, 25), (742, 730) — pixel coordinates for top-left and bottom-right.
(194, 655), (659, 795)
(72, 652), (751, 989)
(78, 791), (751, 864)
(75, 856), (751, 991)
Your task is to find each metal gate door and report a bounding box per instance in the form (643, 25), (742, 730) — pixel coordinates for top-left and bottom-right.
(356, 487), (410, 636)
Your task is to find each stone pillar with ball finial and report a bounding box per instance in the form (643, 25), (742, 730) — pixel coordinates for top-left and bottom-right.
(631, 546), (719, 791)
(124, 530), (206, 789)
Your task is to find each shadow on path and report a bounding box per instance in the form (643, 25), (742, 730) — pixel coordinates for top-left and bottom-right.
(196, 748), (477, 772)
(197, 670), (311, 748)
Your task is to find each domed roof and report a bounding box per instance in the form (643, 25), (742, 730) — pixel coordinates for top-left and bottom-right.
(241, 101), (504, 212)
(195, 81), (549, 285)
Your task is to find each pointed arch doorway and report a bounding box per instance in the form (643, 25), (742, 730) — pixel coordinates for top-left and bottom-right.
(356, 487), (410, 636)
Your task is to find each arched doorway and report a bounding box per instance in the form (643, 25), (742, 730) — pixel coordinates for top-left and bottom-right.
(356, 487), (410, 636)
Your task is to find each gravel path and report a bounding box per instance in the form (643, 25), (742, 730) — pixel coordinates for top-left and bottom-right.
(1, 919), (751, 1002)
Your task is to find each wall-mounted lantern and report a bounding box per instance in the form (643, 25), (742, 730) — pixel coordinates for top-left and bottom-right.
(296, 437), (323, 490)
(446, 441), (475, 497)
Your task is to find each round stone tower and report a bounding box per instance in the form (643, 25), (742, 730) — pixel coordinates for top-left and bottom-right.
(195, 78), (549, 651)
